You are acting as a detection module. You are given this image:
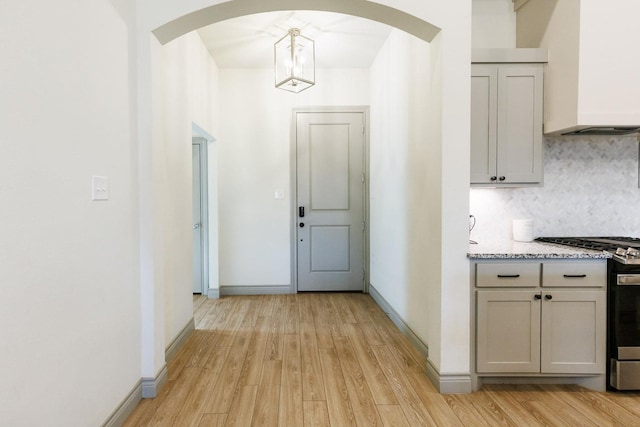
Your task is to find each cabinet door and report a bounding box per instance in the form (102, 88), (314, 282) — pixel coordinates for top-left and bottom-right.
(540, 290), (606, 374)
(477, 290), (541, 373)
(496, 65), (543, 184)
(470, 65), (498, 184)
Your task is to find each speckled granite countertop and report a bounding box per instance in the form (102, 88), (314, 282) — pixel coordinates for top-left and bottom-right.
(468, 240), (612, 260)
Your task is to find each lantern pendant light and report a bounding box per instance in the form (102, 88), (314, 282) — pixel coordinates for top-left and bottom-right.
(274, 28), (315, 93)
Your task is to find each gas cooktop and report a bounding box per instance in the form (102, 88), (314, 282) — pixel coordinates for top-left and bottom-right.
(535, 237), (640, 264)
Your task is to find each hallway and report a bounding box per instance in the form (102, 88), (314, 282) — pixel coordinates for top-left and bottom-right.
(123, 293), (640, 426)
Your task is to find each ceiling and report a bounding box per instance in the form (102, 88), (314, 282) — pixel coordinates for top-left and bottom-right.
(196, 11), (394, 69)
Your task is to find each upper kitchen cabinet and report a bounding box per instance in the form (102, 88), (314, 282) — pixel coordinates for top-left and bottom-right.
(471, 49), (546, 187)
(515, 0), (640, 136)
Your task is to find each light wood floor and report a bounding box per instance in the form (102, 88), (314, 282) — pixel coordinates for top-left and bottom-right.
(124, 293), (640, 426)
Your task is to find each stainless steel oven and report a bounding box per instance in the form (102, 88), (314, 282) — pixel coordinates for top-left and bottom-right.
(536, 237), (640, 390)
(609, 265), (640, 390)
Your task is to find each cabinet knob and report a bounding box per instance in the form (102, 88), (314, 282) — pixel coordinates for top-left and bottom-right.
(534, 294), (542, 300)
(490, 176), (497, 181)
(545, 294), (553, 300)
(499, 176), (506, 181)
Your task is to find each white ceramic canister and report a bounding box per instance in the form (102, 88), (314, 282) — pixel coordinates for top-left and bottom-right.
(512, 219), (534, 242)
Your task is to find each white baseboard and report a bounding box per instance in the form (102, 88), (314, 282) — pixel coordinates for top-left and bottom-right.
(368, 284), (429, 360)
(102, 319), (194, 425)
(208, 288), (220, 299)
(220, 285), (292, 296)
(142, 364), (167, 398)
(165, 318), (194, 363)
(101, 380), (142, 427)
(426, 359), (473, 394)
(369, 284), (472, 394)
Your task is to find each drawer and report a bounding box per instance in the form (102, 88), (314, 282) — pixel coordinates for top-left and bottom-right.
(476, 263), (541, 287)
(542, 260), (606, 288)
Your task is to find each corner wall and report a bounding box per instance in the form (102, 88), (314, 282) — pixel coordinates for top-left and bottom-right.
(159, 31), (220, 344)
(369, 29), (432, 345)
(0, 1), (141, 425)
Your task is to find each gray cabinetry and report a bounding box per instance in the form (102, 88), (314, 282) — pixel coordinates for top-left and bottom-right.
(471, 63), (543, 186)
(475, 260), (605, 375)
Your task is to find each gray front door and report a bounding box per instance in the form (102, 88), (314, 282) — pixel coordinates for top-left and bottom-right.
(296, 111), (365, 292)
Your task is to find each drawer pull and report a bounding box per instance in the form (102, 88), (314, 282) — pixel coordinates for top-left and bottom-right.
(497, 274), (520, 278)
(563, 274), (587, 278)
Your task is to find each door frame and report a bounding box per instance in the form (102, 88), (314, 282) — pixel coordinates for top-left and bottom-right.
(192, 133), (210, 295)
(290, 107), (370, 294)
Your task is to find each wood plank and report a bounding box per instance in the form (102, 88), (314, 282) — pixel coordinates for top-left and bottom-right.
(203, 330), (252, 413)
(279, 334), (304, 427)
(331, 293), (358, 324)
(251, 360), (282, 427)
(549, 385), (640, 426)
(197, 414), (227, 427)
(215, 299), (250, 347)
(333, 335), (383, 426)
(526, 385), (600, 426)
(370, 344), (438, 426)
(223, 385), (258, 427)
(199, 297), (239, 330)
(172, 346), (231, 427)
(264, 296), (285, 361)
(480, 385), (544, 426)
(343, 323), (397, 405)
(283, 294), (299, 335)
(122, 378), (177, 427)
(444, 394), (494, 427)
(298, 294), (315, 323)
(299, 322), (326, 401)
(377, 405), (411, 427)
(146, 367), (202, 426)
(314, 322), (335, 349)
(237, 316), (269, 387)
(318, 346), (357, 426)
(303, 401), (331, 427)
(167, 330), (209, 381)
(343, 293), (375, 323)
(185, 331), (221, 368)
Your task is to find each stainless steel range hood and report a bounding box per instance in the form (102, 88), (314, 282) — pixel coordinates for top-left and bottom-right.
(515, 1), (640, 136)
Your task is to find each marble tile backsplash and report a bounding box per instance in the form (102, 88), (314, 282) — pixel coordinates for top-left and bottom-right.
(470, 135), (640, 244)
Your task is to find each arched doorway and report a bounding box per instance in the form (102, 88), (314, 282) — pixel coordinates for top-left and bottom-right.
(138, 0), (472, 396)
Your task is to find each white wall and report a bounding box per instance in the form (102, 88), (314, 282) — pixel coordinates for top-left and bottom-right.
(470, 136), (640, 242)
(217, 68), (370, 288)
(369, 30), (433, 345)
(0, 1), (141, 426)
(160, 32), (219, 343)
(472, 0), (516, 48)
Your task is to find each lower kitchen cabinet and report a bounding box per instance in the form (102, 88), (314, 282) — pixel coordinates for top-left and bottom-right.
(476, 290), (541, 373)
(541, 290), (605, 374)
(476, 287), (606, 375)
(474, 259), (607, 377)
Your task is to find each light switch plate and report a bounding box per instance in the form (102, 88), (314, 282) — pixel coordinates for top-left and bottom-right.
(92, 175), (109, 201)
(274, 190), (284, 200)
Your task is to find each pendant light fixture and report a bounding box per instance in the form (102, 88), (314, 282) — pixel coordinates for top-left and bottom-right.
(274, 28), (315, 93)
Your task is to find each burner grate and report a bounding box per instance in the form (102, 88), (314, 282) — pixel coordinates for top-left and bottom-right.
(535, 237), (640, 253)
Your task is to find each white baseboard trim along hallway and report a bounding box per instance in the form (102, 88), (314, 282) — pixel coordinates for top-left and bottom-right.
(368, 284), (472, 393)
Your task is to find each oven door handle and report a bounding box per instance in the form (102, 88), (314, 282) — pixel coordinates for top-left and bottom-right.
(617, 275), (640, 285)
